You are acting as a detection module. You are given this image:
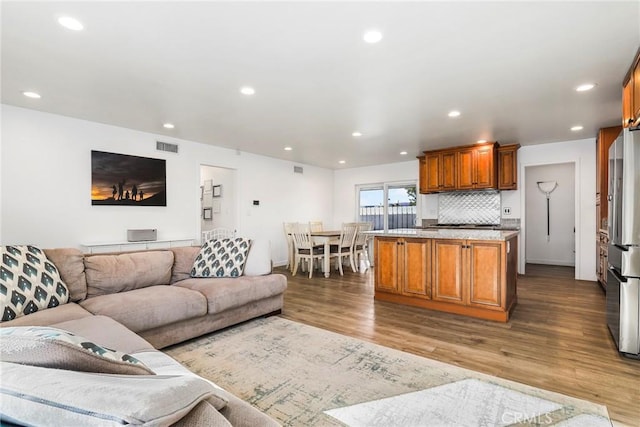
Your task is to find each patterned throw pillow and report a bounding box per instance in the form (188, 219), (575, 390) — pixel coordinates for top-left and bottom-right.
(1, 245), (70, 322)
(191, 238), (252, 278)
(0, 326), (154, 375)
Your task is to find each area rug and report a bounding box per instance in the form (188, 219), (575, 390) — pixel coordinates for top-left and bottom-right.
(164, 317), (610, 427)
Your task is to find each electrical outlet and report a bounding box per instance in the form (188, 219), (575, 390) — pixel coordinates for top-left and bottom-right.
(503, 207), (511, 215)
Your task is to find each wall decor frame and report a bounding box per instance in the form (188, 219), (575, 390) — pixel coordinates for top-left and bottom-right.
(91, 150), (166, 206)
(203, 207), (212, 220)
(213, 185), (222, 197)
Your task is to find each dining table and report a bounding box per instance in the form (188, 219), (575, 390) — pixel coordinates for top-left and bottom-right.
(310, 230), (341, 278)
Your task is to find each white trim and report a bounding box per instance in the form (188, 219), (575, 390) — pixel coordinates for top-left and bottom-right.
(525, 259), (576, 267)
(355, 180), (420, 230)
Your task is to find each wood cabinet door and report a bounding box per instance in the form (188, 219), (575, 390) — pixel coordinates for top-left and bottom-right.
(467, 241), (502, 308)
(474, 146), (495, 189)
(497, 146), (517, 190)
(375, 237), (401, 293)
(402, 239), (431, 299)
(425, 153), (441, 192)
(418, 156), (428, 194)
(456, 149), (475, 189)
(441, 152), (457, 190)
(432, 239), (465, 304)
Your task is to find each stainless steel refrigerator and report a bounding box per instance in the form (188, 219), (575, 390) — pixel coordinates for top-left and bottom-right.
(607, 126), (640, 358)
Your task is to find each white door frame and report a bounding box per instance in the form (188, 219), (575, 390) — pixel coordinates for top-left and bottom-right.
(519, 159), (580, 278)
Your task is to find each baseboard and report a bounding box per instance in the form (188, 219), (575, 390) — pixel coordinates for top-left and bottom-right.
(526, 259), (575, 267)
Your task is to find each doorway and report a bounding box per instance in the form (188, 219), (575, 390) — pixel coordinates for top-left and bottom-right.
(200, 165), (237, 243)
(524, 162), (575, 274)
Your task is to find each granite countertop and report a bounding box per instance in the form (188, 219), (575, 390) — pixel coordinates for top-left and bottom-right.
(365, 228), (519, 241)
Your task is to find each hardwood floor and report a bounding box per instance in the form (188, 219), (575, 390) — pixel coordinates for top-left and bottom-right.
(277, 264), (640, 426)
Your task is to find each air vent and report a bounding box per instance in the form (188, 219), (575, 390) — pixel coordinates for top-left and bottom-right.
(156, 141), (178, 153)
(293, 166), (303, 174)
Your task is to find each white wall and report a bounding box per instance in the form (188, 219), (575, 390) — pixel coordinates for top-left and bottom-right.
(200, 165), (237, 238)
(525, 163), (575, 266)
(0, 105), (333, 265)
(511, 138), (596, 280)
(333, 160), (419, 225)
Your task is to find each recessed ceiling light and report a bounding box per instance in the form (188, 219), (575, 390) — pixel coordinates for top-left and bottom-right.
(576, 83), (596, 92)
(338, 160), (346, 164)
(284, 146), (293, 151)
(22, 91), (41, 99)
(400, 151), (408, 155)
(571, 125), (584, 131)
(448, 110), (461, 118)
(477, 139), (487, 144)
(240, 86), (255, 96)
(363, 30), (383, 44)
(352, 132), (362, 137)
(58, 16), (84, 31)
(163, 123), (175, 129)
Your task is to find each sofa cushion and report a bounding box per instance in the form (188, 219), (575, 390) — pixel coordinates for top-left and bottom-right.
(44, 248), (87, 302)
(52, 315), (155, 354)
(0, 302), (92, 327)
(243, 239), (272, 276)
(1, 245), (70, 322)
(173, 400), (232, 427)
(80, 286), (207, 332)
(171, 246), (201, 283)
(174, 274), (287, 314)
(0, 326), (154, 375)
(84, 250), (174, 298)
(1, 361), (222, 427)
(191, 238), (251, 278)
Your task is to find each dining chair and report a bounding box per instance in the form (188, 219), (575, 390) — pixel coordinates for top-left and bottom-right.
(202, 227), (236, 243)
(353, 222), (373, 272)
(309, 221), (323, 232)
(329, 222), (358, 276)
(290, 222), (325, 279)
(283, 222), (296, 272)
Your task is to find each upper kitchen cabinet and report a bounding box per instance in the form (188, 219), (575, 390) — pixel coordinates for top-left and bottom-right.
(422, 150), (456, 193)
(457, 142), (498, 190)
(622, 47), (640, 128)
(497, 144), (520, 190)
(419, 141), (516, 193)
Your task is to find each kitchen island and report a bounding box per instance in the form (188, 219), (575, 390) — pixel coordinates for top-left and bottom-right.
(369, 228), (519, 322)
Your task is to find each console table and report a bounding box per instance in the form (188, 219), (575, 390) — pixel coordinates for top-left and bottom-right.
(80, 239), (194, 254)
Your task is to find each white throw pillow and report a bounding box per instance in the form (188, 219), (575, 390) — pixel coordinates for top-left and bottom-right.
(1, 245), (70, 322)
(1, 361), (225, 426)
(243, 239), (272, 276)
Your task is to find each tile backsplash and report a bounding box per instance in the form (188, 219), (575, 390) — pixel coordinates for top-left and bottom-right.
(438, 191), (501, 224)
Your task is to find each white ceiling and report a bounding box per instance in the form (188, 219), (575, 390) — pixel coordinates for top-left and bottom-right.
(2, 1), (639, 169)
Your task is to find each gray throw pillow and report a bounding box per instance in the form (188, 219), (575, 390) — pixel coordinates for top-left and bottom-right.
(0, 326), (154, 375)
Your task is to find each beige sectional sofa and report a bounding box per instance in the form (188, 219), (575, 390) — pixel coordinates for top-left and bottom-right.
(1, 243), (287, 426)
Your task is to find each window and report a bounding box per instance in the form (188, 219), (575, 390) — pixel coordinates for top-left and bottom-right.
(357, 182), (418, 230)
